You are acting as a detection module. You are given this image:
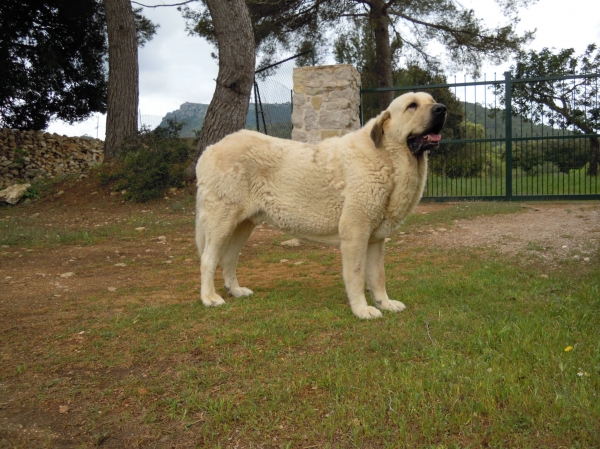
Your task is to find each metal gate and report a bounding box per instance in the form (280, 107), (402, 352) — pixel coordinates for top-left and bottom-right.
(361, 72), (600, 201)
(253, 49), (314, 139)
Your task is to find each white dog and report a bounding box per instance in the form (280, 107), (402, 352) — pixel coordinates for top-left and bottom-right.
(195, 92), (446, 319)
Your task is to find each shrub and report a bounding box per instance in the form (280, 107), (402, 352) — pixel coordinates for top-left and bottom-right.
(98, 120), (192, 202)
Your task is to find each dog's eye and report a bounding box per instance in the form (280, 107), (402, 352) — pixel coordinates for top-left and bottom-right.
(407, 102), (418, 109)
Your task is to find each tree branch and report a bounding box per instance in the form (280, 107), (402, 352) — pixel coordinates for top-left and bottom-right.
(391, 10), (489, 42)
(130, 0), (196, 8)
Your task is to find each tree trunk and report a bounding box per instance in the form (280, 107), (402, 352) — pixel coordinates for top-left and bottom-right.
(104, 0), (139, 159)
(369, 0), (394, 110)
(185, 0), (255, 178)
(589, 136), (599, 176)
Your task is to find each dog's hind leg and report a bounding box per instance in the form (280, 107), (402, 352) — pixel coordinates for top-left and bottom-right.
(220, 219), (256, 298)
(195, 207), (206, 259)
(199, 206), (241, 307)
(366, 240), (406, 313)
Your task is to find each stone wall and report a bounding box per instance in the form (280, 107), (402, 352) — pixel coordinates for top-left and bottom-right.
(291, 64), (361, 144)
(0, 129), (104, 189)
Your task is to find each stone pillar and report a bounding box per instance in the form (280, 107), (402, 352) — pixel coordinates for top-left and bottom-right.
(291, 64), (361, 144)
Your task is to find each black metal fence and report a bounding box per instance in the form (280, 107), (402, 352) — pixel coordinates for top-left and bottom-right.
(361, 72), (600, 200)
(253, 50), (314, 139)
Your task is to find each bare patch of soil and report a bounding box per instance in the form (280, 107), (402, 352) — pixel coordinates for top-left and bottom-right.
(406, 202), (600, 263)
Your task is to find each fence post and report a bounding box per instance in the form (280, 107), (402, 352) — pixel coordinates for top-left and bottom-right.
(359, 86), (364, 127)
(253, 81), (260, 132)
(504, 71), (513, 200)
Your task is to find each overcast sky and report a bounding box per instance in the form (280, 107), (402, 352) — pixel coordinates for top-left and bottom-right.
(47, 0), (600, 138)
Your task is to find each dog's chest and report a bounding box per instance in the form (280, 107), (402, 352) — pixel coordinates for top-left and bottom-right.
(374, 154), (428, 238)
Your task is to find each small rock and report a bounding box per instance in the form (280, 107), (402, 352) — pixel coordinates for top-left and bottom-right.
(540, 274), (549, 279)
(31, 213), (40, 218)
(281, 239), (301, 247)
(280, 259), (289, 263)
(164, 260), (172, 264)
(573, 255), (580, 260)
(55, 190), (64, 197)
(184, 258), (193, 263)
(385, 238), (391, 243)
(110, 192), (119, 196)
(108, 287), (117, 292)
(562, 245), (568, 249)
(59, 405), (70, 414)
(114, 263), (126, 267)
(583, 257), (590, 262)
(60, 272), (75, 278)
(135, 227), (145, 232)
(0, 183), (30, 205)
(437, 228), (447, 232)
(293, 261), (305, 266)
(157, 236), (167, 244)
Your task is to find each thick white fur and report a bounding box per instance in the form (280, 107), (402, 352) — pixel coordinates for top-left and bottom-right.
(195, 92), (440, 319)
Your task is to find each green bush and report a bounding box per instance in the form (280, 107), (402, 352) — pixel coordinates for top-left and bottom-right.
(98, 120), (192, 202)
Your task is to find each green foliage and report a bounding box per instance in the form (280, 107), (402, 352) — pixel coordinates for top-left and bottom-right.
(0, 0), (158, 130)
(508, 138), (594, 175)
(334, 17), (402, 90)
(496, 45), (600, 175)
(431, 144), (503, 179)
(0, 0), (108, 130)
(99, 120), (191, 202)
(23, 183), (41, 200)
(12, 147), (28, 168)
(133, 7), (159, 47)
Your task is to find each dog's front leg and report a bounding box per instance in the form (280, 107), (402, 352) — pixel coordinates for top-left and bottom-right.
(366, 240), (406, 313)
(340, 230), (383, 319)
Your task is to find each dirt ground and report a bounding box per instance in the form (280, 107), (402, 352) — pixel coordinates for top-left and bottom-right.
(410, 201), (600, 263)
(0, 179), (599, 448)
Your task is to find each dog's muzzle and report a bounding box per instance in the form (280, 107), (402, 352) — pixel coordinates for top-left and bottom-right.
(407, 103), (447, 156)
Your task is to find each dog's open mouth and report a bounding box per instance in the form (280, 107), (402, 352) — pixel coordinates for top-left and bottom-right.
(408, 132), (442, 155)
(407, 111), (446, 156)
(408, 128), (443, 155)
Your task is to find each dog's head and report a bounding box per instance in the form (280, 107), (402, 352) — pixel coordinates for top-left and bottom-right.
(370, 92), (447, 156)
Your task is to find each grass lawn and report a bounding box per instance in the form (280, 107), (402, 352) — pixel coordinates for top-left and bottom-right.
(0, 185), (598, 448)
(425, 172), (600, 197)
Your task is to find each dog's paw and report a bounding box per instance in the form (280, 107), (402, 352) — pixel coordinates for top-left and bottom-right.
(228, 287), (254, 298)
(353, 305), (383, 319)
(377, 300), (406, 313)
(201, 293), (226, 307)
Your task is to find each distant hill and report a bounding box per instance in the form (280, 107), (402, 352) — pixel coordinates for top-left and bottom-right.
(462, 101), (571, 140)
(159, 102), (292, 138)
(159, 100), (568, 140)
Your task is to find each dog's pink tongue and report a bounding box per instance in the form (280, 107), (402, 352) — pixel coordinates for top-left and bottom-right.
(427, 134), (442, 142)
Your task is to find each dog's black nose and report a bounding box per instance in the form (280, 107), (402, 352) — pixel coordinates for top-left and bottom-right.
(433, 104), (447, 115)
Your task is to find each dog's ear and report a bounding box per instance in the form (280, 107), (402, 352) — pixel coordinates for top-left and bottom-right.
(370, 110), (390, 148)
